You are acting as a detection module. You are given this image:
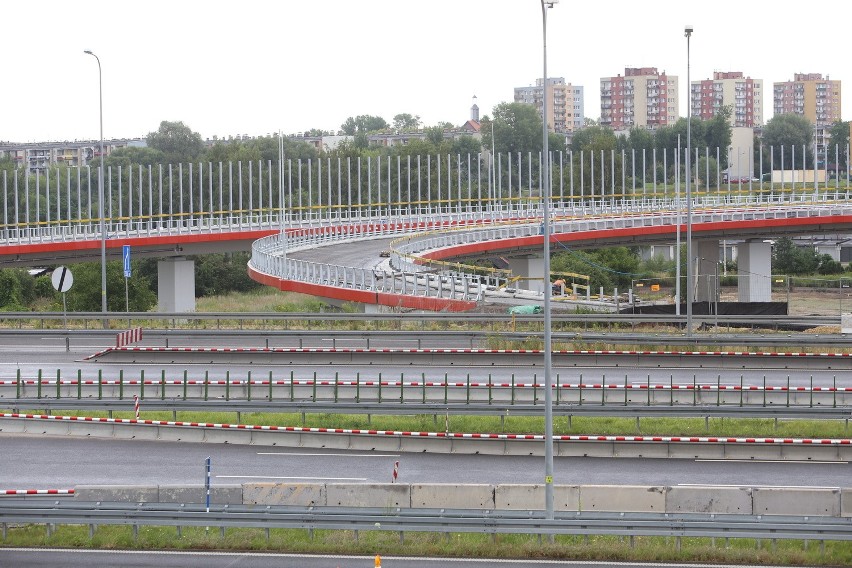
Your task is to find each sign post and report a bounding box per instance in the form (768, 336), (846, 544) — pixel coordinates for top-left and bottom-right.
(51, 267), (74, 349)
(122, 245), (131, 315)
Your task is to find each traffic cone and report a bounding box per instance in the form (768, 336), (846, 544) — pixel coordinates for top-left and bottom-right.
(375, 554), (382, 567)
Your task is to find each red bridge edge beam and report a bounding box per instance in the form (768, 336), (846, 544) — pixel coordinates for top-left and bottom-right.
(248, 266), (476, 313)
(0, 230), (278, 257)
(419, 215), (852, 260)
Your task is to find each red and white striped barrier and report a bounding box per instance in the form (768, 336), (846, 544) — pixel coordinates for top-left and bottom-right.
(133, 394), (139, 419)
(392, 461), (399, 483)
(3, 412), (852, 447)
(1, 489), (74, 495)
(88, 346), (852, 359)
(115, 327), (143, 348)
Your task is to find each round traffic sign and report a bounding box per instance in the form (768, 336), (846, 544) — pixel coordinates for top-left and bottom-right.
(51, 266), (74, 293)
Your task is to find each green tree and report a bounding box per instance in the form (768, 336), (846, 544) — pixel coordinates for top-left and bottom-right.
(704, 106), (733, 163)
(425, 126), (445, 146)
(760, 114), (814, 169)
(194, 252), (261, 297)
(107, 145), (165, 167)
(772, 237), (819, 275)
(827, 121), (850, 172)
(62, 261), (156, 312)
(392, 113), (421, 132)
(146, 120), (204, 164)
(483, 102), (543, 155)
(339, 115), (389, 135)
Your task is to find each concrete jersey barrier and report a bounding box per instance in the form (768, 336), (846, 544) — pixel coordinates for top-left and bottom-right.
(71, 482), (852, 518)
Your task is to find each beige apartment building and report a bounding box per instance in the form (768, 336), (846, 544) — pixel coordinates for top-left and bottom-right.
(514, 77), (585, 133)
(600, 67), (678, 131)
(773, 73), (841, 160)
(691, 71), (763, 127)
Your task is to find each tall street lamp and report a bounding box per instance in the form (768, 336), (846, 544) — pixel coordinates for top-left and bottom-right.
(540, 0), (557, 521)
(684, 26), (694, 336)
(84, 50), (108, 321)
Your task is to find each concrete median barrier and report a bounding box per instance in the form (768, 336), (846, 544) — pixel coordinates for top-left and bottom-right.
(157, 425), (207, 443)
(557, 440), (614, 458)
(159, 484), (242, 504)
(666, 485), (753, 514)
(579, 485), (666, 512)
(753, 487), (841, 516)
(326, 483), (409, 508)
(496, 484), (580, 511)
(613, 441), (669, 458)
(244, 483), (325, 506)
(112, 422), (159, 440)
(75, 484), (158, 503)
(411, 483), (494, 509)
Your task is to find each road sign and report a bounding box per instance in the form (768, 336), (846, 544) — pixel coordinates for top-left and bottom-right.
(51, 266), (73, 293)
(123, 245), (131, 278)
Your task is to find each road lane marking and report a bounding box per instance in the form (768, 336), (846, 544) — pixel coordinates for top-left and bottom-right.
(216, 475), (367, 481)
(257, 452), (399, 457)
(678, 482), (842, 489)
(695, 459), (847, 465)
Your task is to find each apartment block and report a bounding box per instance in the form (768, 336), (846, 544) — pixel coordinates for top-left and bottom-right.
(0, 139), (140, 174)
(691, 71), (763, 127)
(600, 67), (678, 131)
(773, 73), (842, 159)
(514, 77), (585, 133)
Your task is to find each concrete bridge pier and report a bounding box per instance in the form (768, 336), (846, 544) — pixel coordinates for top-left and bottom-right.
(507, 256), (545, 294)
(158, 257), (196, 312)
(737, 239), (772, 302)
(695, 239), (721, 302)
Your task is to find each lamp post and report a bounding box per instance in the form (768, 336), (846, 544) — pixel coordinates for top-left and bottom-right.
(540, 0), (557, 521)
(84, 49), (107, 322)
(684, 26), (694, 336)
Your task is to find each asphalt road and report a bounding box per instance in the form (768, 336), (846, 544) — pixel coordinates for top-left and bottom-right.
(3, 434), (850, 489)
(2, 333), (851, 389)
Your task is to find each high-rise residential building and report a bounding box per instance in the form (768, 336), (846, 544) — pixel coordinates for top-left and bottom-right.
(600, 67), (678, 131)
(514, 77), (584, 133)
(691, 71), (763, 127)
(773, 73), (842, 159)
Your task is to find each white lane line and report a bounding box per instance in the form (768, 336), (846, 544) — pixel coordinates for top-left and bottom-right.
(216, 475), (367, 481)
(695, 459), (847, 465)
(678, 483), (842, 489)
(257, 452), (399, 457)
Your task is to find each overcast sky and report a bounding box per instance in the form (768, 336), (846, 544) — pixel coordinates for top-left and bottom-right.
(3, 0), (847, 143)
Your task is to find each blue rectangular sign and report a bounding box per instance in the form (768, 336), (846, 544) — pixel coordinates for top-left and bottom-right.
(123, 245), (131, 278)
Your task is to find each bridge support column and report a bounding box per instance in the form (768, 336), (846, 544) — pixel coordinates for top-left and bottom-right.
(158, 257), (196, 312)
(695, 240), (720, 302)
(507, 257), (545, 294)
(737, 240), (772, 302)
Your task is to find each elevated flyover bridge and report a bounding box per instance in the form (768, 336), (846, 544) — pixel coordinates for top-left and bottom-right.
(1, 149), (851, 312)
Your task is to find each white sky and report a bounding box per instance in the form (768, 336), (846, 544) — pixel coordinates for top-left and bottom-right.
(3, 0), (847, 143)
